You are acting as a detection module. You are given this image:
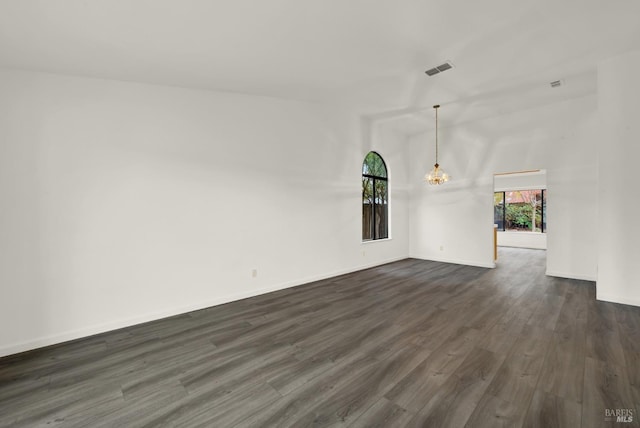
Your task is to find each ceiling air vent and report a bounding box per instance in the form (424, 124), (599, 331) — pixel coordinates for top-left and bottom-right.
(425, 61), (454, 76)
(550, 79), (563, 88)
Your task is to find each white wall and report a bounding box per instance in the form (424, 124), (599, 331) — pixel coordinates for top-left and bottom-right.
(409, 95), (598, 279)
(0, 69), (410, 356)
(497, 232), (547, 250)
(493, 171), (546, 192)
(597, 49), (640, 307)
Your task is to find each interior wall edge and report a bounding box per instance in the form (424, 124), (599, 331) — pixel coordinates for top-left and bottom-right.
(545, 270), (597, 282)
(595, 292), (640, 308)
(408, 254), (495, 269)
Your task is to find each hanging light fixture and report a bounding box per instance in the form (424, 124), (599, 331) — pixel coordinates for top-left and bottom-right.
(425, 104), (450, 185)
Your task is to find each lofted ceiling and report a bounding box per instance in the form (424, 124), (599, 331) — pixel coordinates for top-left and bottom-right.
(1, 0), (639, 133)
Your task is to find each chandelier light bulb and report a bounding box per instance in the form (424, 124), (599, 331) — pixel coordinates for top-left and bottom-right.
(426, 163), (450, 185)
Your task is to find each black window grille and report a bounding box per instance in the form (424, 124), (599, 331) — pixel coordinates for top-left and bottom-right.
(362, 152), (388, 240)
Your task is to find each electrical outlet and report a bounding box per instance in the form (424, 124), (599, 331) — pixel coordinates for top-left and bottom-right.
(439, 246), (444, 251)
(251, 269), (257, 278)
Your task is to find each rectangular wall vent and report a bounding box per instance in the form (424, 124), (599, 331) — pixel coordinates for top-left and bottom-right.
(425, 61), (454, 76)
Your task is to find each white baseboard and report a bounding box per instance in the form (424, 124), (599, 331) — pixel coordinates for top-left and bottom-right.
(0, 256), (407, 358)
(545, 271), (597, 282)
(596, 292), (640, 308)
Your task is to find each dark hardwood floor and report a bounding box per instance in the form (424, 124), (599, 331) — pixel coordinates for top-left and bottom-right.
(1, 248), (639, 427)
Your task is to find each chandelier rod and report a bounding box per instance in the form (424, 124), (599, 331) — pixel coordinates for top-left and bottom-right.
(434, 105), (440, 165)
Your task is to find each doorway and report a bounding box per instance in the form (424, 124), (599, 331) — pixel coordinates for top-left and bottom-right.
(493, 170), (547, 263)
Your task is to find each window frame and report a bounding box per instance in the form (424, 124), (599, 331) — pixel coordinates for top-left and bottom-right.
(494, 189), (546, 233)
(362, 152), (389, 241)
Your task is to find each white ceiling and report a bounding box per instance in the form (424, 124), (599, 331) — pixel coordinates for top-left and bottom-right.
(1, 0), (639, 133)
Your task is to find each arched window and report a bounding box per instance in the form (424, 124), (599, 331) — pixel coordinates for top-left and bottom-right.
(362, 152), (388, 241)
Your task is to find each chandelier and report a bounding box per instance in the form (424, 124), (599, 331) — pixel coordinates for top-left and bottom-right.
(425, 104), (450, 185)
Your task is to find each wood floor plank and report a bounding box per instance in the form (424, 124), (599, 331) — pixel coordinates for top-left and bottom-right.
(406, 347), (504, 428)
(522, 390), (582, 428)
(527, 293), (566, 331)
(478, 311), (528, 354)
(347, 397), (414, 428)
(582, 357), (638, 428)
(5, 379), (124, 427)
(265, 354), (336, 396)
(236, 352), (380, 427)
(179, 342), (295, 394)
(384, 326), (482, 413)
(537, 334), (585, 402)
(289, 346), (430, 426)
(66, 383), (185, 428)
(170, 381), (282, 427)
(484, 324), (552, 407)
(464, 392), (529, 428)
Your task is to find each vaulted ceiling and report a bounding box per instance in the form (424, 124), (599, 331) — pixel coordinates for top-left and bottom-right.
(1, 0), (639, 132)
